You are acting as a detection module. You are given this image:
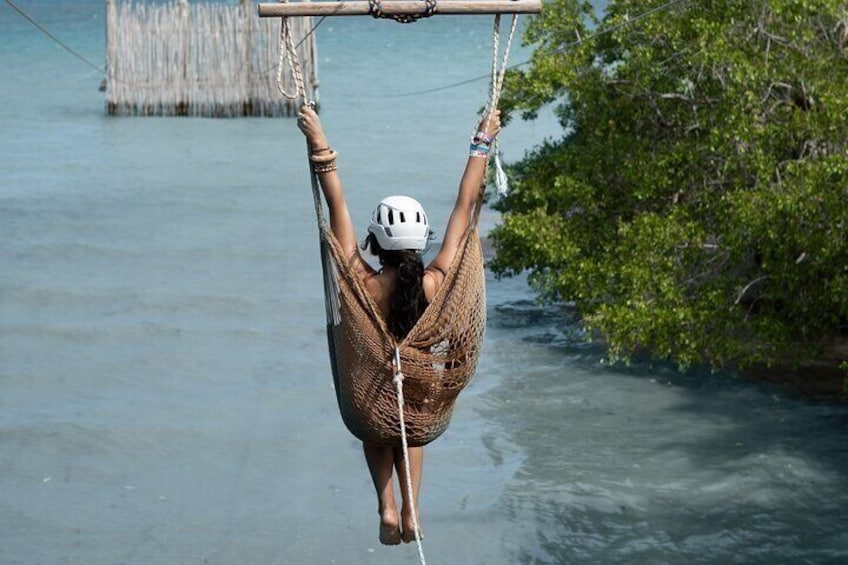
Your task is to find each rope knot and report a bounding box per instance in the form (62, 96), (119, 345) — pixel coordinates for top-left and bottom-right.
(368, 0), (437, 24)
(392, 346), (405, 386)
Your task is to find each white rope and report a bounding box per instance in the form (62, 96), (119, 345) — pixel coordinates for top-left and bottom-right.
(488, 14), (501, 122)
(392, 347), (427, 565)
(489, 14), (519, 196)
(388, 19), (520, 565)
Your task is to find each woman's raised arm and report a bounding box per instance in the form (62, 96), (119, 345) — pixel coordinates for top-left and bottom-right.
(427, 109), (501, 279)
(297, 105), (370, 276)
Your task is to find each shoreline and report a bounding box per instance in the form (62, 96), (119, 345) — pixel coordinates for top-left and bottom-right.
(745, 338), (848, 401)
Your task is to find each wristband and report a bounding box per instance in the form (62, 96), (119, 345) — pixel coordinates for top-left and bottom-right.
(468, 144), (489, 158)
(473, 131), (494, 146)
(310, 150), (337, 163)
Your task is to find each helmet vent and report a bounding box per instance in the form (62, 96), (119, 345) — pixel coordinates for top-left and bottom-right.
(400, 212), (406, 223)
(416, 212), (421, 222)
(388, 209), (395, 225)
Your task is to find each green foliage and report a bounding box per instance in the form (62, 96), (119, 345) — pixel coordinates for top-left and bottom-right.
(492, 0), (848, 369)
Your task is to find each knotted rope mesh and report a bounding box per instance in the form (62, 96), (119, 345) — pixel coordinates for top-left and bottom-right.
(320, 205), (487, 446)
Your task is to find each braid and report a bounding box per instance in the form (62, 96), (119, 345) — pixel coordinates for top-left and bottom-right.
(363, 233), (427, 340)
(389, 251), (426, 339)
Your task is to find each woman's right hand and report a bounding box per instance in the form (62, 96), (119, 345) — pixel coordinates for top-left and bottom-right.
(297, 105), (329, 148)
(478, 109), (501, 140)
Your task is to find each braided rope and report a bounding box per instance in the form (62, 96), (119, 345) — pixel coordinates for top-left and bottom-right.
(277, 7), (306, 101)
(492, 15), (518, 113)
(392, 347), (427, 564)
(487, 14), (501, 129)
(482, 13), (518, 195)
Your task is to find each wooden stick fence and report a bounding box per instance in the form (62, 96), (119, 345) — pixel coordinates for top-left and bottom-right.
(105, 0), (318, 117)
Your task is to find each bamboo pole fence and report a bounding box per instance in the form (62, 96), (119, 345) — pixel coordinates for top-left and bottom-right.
(105, 0), (318, 117)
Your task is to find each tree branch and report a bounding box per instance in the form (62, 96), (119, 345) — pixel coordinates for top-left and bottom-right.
(735, 275), (770, 305)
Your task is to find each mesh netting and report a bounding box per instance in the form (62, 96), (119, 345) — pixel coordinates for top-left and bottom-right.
(320, 210), (486, 447)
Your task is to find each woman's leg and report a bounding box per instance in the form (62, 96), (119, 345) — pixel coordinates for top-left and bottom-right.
(363, 442), (401, 545)
(393, 446), (424, 543)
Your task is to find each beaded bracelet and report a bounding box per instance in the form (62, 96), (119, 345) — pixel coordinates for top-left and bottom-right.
(309, 149), (338, 173)
(313, 160), (338, 173)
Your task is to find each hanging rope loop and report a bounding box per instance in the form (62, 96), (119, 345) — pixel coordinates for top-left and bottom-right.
(277, 1), (307, 102)
(368, 0), (437, 24)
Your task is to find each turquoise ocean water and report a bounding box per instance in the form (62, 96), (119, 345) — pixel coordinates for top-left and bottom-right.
(2, 1), (847, 563)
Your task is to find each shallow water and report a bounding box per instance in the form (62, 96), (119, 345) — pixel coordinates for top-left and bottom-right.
(2, 2), (848, 564)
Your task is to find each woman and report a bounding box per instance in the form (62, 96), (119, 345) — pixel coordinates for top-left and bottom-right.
(297, 104), (501, 545)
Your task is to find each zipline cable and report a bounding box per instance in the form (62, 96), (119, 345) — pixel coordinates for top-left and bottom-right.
(4, 0), (105, 74)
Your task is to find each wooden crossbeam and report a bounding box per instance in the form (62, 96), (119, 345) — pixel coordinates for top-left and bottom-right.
(258, 0), (542, 18)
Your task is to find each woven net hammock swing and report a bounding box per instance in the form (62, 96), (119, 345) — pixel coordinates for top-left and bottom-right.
(321, 199), (488, 446)
(277, 6), (519, 449)
(275, 4), (519, 560)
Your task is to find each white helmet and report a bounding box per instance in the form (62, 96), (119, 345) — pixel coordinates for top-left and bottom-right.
(368, 195), (430, 251)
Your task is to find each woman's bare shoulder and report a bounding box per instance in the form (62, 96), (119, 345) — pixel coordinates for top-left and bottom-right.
(363, 271), (382, 294)
(364, 269), (394, 316)
(349, 249), (376, 279)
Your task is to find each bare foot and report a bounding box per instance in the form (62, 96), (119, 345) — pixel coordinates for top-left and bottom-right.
(401, 511), (422, 544)
(379, 509), (401, 545)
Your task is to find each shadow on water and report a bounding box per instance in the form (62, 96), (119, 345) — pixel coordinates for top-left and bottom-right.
(481, 295), (848, 564)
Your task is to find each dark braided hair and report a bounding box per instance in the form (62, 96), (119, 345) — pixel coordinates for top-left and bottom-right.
(363, 232), (427, 340)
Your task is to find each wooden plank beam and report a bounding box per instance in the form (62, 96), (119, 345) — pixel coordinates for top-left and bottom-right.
(258, 0), (542, 18)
